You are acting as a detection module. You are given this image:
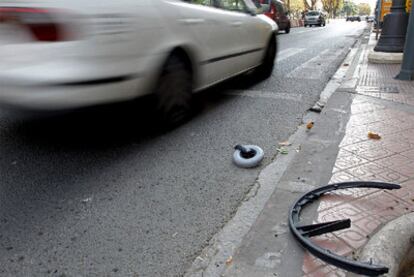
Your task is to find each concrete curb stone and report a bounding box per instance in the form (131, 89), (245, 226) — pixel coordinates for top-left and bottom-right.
(348, 212), (414, 277)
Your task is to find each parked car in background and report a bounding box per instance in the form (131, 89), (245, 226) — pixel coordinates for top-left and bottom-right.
(0, 0), (278, 125)
(254, 0), (291, 33)
(304, 11), (326, 27)
(366, 15), (375, 22)
(346, 15), (361, 22)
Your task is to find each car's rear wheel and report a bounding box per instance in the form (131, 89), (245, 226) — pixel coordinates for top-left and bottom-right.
(285, 24), (291, 33)
(253, 35), (277, 80)
(154, 55), (193, 127)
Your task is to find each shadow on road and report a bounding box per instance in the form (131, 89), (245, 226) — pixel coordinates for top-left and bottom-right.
(1, 73), (263, 149)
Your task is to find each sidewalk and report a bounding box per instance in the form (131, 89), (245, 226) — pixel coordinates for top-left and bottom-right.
(302, 34), (414, 277)
(222, 32), (414, 277)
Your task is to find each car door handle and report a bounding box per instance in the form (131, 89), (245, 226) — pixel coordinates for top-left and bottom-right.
(179, 18), (205, 25)
(231, 21), (242, 27)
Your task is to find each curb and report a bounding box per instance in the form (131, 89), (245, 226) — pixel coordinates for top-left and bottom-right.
(348, 213), (414, 277)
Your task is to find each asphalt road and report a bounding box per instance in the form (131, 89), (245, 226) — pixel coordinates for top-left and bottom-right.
(0, 20), (368, 277)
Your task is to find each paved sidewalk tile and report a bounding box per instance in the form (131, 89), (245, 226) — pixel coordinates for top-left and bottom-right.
(357, 63), (414, 106)
(302, 76), (414, 276)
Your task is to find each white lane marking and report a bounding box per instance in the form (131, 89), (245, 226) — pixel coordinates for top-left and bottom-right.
(290, 27), (325, 35)
(225, 90), (303, 102)
(277, 48), (306, 62)
(286, 49), (342, 80)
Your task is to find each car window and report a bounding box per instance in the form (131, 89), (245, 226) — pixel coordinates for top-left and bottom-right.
(183, 0), (212, 6)
(251, 0), (270, 12)
(306, 11), (320, 16)
(274, 1), (284, 14)
(217, 0), (247, 12)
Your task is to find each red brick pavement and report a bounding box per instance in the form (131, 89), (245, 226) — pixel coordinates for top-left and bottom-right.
(302, 94), (414, 276)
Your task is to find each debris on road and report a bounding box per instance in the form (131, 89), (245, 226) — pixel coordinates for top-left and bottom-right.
(310, 101), (324, 113)
(276, 148), (289, 155)
(289, 181), (401, 276)
(81, 197), (93, 204)
(233, 144), (264, 168)
(306, 121), (314, 130)
(368, 131), (381, 140)
(278, 141), (292, 147)
(225, 256), (233, 266)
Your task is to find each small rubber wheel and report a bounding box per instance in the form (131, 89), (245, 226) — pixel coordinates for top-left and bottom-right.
(253, 35), (277, 80)
(154, 55), (193, 127)
(285, 25), (290, 33)
(233, 145), (264, 168)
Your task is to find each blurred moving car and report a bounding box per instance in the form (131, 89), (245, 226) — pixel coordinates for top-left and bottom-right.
(346, 15), (361, 22)
(0, 0), (278, 124)
(254, 0), (291, 33)
(304, 11), (326, 27)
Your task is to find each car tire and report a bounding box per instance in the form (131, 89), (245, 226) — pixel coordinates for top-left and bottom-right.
(285, 24), (290, 33)
(253, 35), (277, 80)
(154, 54), (193, 127)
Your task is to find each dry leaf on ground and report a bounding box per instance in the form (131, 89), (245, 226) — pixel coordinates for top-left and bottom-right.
(368, 131), (381, 140)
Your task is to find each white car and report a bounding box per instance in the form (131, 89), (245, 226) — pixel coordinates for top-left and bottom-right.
(0, 0), (278, 124)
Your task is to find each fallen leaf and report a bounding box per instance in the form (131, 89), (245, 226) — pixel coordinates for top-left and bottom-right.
(276, 148), (289, 154)
(368, 131), (381, 140)
(343, 63), (349, 66)
(226, 256), (233, 265)
(278, 141), (291, 146)
(306, 121), (314, 130)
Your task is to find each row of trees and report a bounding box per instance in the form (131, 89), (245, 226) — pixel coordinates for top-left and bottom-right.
(289, 0), (371, 19)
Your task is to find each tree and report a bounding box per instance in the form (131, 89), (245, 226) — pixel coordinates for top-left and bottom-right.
(322, 0), (344, 17)
(290, 0), (306, 18)
(303, 0), (317, 10)
(342, 0), (358, 15)
(357, 3), (371, 15)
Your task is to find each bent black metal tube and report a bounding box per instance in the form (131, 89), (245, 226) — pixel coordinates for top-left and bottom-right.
(288, 181), (401, 276)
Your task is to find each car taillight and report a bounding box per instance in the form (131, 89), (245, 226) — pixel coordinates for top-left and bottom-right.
(0, 7), (71, 42)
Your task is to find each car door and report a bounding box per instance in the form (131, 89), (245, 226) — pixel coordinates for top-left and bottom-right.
(215, 0), (267, 73)
(173, 0), (244, 87)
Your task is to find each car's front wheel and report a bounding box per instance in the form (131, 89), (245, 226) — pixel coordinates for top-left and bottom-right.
(154, 55), (193, 127)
